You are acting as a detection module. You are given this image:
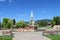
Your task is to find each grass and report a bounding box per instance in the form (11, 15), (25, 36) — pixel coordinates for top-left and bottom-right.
(0, 36), (13, 40)
(46, 34), (60, 40)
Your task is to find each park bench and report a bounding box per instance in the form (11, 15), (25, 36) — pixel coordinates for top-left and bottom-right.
(42, 29), (60, 35)
(2, 30), (13, 36)
(42, 29), (54, 35)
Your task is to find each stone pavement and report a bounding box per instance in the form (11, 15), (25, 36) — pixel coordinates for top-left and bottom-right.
(0, 30), (3, 36)
(13, 32), (51, 40)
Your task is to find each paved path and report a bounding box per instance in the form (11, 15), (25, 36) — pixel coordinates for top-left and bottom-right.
(13, 32), (51, 40)
(0, 30), (3, 36)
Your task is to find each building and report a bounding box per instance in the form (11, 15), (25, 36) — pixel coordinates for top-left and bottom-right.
(28, 10), (37, 30)
(30, 10), (35, 26)
(18, 10), (37, 32)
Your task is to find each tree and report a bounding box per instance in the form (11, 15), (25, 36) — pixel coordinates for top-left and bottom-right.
(6, 21), (12, 28)
(16, 21), (27, 28)
(37, 20), (48, 27)
(13, 19), (16, 25)
(2, 18), (13, 28)
(53, 16), (60, 25)
(0, 21), (1, 29)
(7, 20), (13, 28)
(51, 20), (56, 27)
(2, 18), (9, 28)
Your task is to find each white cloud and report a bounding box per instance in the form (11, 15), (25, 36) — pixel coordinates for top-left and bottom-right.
(0, 0), (13, 2)
(0, 0), (5, 1)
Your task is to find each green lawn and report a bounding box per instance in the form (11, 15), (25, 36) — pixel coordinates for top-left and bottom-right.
(46, 34), (60, 40)
(0, 36), (13, 40)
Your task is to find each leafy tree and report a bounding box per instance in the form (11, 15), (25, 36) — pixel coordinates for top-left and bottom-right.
(37, 20), (48, 27)
(2, 18), (13, 28)
(51, 20), (56, 27)
(2, 18), (9, 28)
(0, 21), (1, 29)
(51, 16), (60, 27)
(7, 20), (13, 28)
(16, 21), (27, 28)
(13, 19), (16, 25)
(53, 16), (60, 25)
(6, 22), (12, 28)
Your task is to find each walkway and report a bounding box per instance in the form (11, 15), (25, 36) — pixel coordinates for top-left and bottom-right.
(13, 32), (51, 40)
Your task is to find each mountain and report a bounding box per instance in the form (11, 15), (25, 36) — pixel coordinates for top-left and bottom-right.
(25, 19), (51, 24)
(35, 19), (51, 23)
(40, 19), (51, 22)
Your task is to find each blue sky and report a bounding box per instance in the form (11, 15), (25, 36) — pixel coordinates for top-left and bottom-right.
(0, 0), (60, 22)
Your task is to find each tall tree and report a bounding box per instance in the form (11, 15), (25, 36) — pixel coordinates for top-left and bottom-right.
(51, 20), (56, 27)
(2, 18), (9, 28)
(13, 19), (16, 25)
(53, 16), (60, 25)
(16, 21), (27, 28)
(7, 20), (13, 28)
(0, 21), (1, 29)
(37, 20), (48, 27)
(2, 18), (13, 28)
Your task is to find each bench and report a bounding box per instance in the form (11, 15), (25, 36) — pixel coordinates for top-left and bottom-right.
(42, 29), (60, 35)
(2, 30), (13, 36)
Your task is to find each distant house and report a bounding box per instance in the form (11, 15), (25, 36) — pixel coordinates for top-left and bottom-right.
(47, 22), (51, 25)
(53, 25), (60, 29)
